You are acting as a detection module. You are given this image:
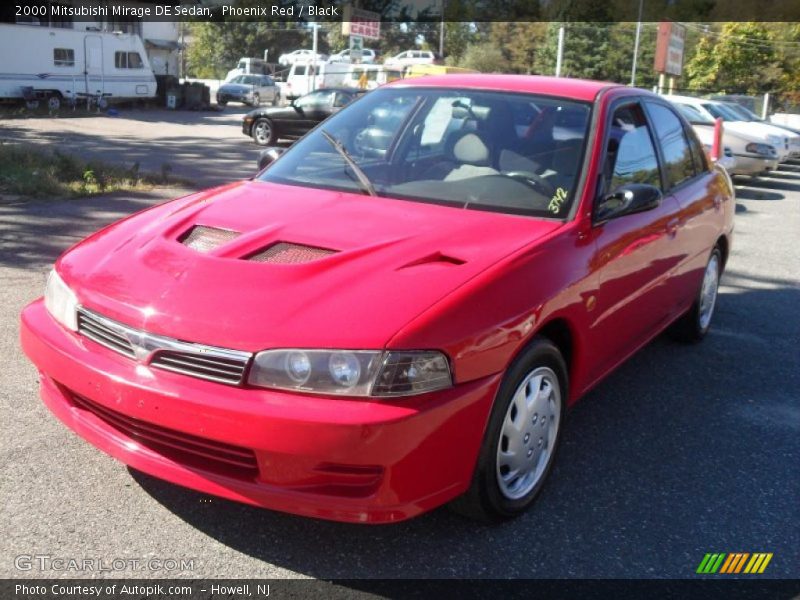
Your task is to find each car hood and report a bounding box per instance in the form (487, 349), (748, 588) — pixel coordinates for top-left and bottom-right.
(58, 181), (562, 351)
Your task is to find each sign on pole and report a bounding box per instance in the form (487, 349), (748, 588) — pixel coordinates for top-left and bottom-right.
(349, 35), (364, 63)
(654, 21), (686, 77)
(342, 5), (381, 40)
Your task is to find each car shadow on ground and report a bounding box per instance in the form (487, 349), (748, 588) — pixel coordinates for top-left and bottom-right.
(130, 275), (800, 579)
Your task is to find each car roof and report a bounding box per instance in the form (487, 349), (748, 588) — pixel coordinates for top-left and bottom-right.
(385, 74), (621, 102)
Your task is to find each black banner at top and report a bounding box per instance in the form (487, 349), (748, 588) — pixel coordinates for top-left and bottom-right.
(3, 0), (800, 23)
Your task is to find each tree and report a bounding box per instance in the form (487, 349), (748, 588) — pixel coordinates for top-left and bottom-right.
(489, 23), (548, 74)
(684, 22), (783, 94)
(456, 42), (509, 73)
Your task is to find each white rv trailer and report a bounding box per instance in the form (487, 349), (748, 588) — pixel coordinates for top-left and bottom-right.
(0, 23), (156, 109)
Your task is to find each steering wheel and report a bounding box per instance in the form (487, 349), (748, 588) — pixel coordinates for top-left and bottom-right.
(504, 171), (556, 197)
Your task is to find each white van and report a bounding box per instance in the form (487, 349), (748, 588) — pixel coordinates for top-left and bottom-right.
(224, 57), (271, 82)
(283, 61), (349, 99)
(0, 23), (156, 109)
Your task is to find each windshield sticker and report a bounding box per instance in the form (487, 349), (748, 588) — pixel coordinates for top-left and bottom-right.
(549, 187), (568, 214)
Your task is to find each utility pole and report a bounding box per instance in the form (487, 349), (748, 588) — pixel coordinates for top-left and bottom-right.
(311, 22), (319, 92)
(630, 0), (644, 86)
(555, 25), (565, 77)
(438, 0), (446, 58)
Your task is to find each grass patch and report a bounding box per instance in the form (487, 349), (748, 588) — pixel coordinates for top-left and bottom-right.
(0, 142), (177, 199)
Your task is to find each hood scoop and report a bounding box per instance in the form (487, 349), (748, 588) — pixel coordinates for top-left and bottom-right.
(181, 225), (241, 253)
(399, 252), (466, 270)
(247, 242), (337, 264)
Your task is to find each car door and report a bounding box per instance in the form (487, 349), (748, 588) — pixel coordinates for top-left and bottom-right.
(643, 100), (726, 314)
(587, 99), (685, 379)
(289, 90), (335, 136)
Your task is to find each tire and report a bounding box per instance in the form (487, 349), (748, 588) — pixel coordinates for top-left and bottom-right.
(272, 92), (280, 107)
(47, 93), (62, 111)
(251, 93), (260, 107)
(252, 118), (276, 146)
(450, 337), (567, 522)
(217, 99), (227, 107)
(669, 247), (722, 343)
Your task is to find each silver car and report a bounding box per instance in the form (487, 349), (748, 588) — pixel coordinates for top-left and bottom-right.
(217, 75), (280, 107)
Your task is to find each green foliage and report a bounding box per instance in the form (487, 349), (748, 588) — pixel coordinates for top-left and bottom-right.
(0, 144), (172, 199)
(455, 42), (509, 73)
(684, 23), (783, 94)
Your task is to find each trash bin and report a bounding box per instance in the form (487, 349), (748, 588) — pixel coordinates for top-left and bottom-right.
(166, 86), (183, 109)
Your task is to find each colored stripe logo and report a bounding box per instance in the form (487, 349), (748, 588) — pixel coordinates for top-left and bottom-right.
(696, 552), (772, 574)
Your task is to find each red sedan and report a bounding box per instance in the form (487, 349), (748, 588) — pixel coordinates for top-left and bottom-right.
(21, 75), (734, 523)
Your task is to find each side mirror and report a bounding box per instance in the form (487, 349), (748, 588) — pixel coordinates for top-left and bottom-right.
(257, 147), (285, 170)
(595, 183), (662, 223)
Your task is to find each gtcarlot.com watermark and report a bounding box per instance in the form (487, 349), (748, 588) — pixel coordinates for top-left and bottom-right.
(15, 554), (195, 572)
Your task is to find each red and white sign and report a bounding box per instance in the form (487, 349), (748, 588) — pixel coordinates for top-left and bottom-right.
(654, 21), (686, 77)
(342, 7), (381, 40)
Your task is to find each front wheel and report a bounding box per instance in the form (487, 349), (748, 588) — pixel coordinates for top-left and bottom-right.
(252, 118), (276, 146)
(450, 338), (567, 522)
(670, 247), (722, 342)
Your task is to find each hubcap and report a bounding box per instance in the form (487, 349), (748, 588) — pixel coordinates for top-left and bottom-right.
(496, 366), (561, 500)
(255, 121), (271, 144)
(698, 253), (720, 331)
(47, 96), (60, 110)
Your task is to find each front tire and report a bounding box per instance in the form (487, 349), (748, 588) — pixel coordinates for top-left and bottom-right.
(450, 338), (567, 522)
(670, 247), (722, 343)
(252, 118), (276, 146)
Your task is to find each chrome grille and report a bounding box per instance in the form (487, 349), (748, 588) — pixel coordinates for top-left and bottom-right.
(150, 349), (249, 385)
(248, 242), (336, 264)
(76, 308), (251, 386)
(77, 309), (135, 358)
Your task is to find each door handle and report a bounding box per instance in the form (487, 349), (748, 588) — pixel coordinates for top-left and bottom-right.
(666, 218), (680, 237)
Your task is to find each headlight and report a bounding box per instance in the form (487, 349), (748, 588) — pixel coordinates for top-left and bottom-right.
(745, 142), (774, 157)
(248, 349), (452, 397)
(44, 269), (78, 331)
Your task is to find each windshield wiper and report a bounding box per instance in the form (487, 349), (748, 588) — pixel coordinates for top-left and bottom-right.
(321, 130), (376, 197)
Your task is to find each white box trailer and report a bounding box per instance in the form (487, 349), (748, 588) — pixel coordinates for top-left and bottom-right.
(0, 23), (156, 109)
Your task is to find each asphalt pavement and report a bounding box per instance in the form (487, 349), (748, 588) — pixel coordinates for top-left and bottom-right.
(0, 120), (798, 579)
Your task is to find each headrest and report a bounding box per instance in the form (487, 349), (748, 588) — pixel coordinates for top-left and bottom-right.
(452, 132), (490, 166)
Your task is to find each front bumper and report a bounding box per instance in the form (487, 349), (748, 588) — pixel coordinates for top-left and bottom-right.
(20, 299), (499, 523)
(730, 154), (779, 176)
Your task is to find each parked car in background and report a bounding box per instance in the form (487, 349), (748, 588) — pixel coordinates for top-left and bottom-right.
(667, 95), (793, 162)
(719, 102), (800, 155)
(673, 102), (779, 176)
(328, 48), (377, 64)
(23, 75), (734, 524)
(384, 50), (438, 69)
(242, 87), (364, 145)
(278, 49), (328, 66)
(217, 74), (280, 107)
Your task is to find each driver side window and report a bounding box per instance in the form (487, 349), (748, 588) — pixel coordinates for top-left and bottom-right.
(605, 104), (662, 193)
(296, 91), (334, 109)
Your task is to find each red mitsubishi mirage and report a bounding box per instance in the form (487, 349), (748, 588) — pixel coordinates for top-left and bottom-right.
(21, 75), (734, 523)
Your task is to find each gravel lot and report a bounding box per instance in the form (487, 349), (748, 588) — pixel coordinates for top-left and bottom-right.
(0, 109), (798, 580)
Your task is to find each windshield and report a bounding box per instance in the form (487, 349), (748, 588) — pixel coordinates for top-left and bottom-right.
(725, 103), (761, 121)
(258, 87), (591, 218)
(675, 103), (714, 125)
(703, 102), (744, 122)
(230, 75), (256, 85)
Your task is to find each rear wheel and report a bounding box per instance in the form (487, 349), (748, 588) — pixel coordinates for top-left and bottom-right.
(272, 92), (280, 107)
(450, 338), (567, 522)
(47, 93), (62, 111)
(251, 93), (261, 107)
(217, 98), (227, 107)
(252, 118), (276, 146)
(670, 247), (722, 342)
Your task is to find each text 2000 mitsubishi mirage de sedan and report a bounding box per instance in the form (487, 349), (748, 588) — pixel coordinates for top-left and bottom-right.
(21, 75), (734, 523)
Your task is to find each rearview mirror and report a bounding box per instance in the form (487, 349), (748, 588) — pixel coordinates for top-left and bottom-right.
(594, 183), (662, 223)
(257, 147), (285, 170)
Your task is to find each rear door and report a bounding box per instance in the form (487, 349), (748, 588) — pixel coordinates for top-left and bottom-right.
(642, 100), (725, 313)
(83, 35), (103, 97)
(588, 99), (684, 378)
